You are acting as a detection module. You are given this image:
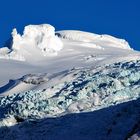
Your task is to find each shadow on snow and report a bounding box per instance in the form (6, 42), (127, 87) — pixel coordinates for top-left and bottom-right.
(0, 98), (140, 140)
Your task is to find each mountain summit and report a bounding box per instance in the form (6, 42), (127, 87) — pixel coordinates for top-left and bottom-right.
(0, 24), (140, 140)
(0, 24), (133, 62)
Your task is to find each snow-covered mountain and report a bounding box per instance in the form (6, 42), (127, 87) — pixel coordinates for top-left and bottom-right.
(0, 24), (140, 140)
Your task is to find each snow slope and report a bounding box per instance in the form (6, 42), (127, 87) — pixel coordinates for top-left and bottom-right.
(0, 24), (140, 140)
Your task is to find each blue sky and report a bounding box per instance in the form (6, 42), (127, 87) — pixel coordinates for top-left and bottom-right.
(0, 0), (140, 50)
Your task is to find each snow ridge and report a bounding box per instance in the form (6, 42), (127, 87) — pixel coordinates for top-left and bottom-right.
(0, 24), (133, 62)
(56, 30), (132, 50)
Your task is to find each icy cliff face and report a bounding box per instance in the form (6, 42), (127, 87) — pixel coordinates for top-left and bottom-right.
(0, 24), (63, 61)
(12, 24), (63, 53)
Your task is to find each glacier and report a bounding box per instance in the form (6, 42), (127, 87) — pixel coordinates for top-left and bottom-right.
(0, 60), (140, 139)
(0, 24), (140, 139)
(0, 60), (140, 119)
